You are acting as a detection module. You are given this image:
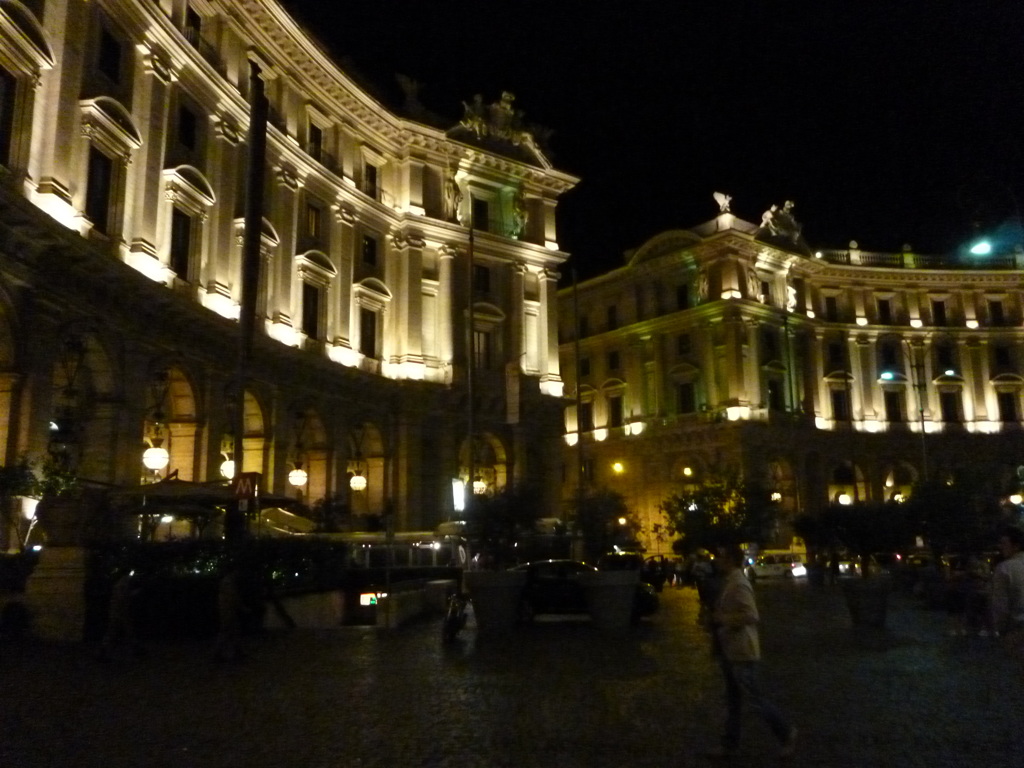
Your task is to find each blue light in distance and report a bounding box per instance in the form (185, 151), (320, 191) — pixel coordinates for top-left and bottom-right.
(970, 240), (993, 256)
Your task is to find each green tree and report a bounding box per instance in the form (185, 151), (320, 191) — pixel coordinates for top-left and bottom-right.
(904, 476), (1002, 557)
(660, 472), (776, 553)
(819, 501), (914, 575)
(573, 488), (638, 562)
(464, 484), (544, 567)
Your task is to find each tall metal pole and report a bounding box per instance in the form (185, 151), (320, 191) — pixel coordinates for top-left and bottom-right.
(227, 61), (267, 541)
(465, 220), (475, 514)
(573, 269), (584, 526)
(906, 339), (929, 483)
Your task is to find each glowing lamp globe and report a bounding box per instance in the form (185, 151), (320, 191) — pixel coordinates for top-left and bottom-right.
(349, 472), (367, 492)
(288, 467), (308, 487)
(142, 446), (170, 471)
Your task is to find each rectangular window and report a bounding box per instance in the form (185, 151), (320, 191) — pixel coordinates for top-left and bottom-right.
(931, 299), (947, 326)
(473, 264), (490, 294)
(827, 341), (844, 370)
(169, 208), (192, 278)
(762, 329), (778, 360)
(677, 333), (691, 356)
(307, 123), (323, 161)
(184, 6), (202, 46)
(676, 285), (690, 311)
(767, 379), (784, 411)
(0, 67), (15, 167)
(578, 401), (593, 432)
(472, 197), (489, 232)
(306, 203), (323, 242)
(831, 389), (850, 422)
(607, 395), (623, 428)
(607, 350), (620, 371)
(606, 305), (618, 331)
(884, 390), (904, 422)
(939, 391), (961, 422)
(879, 343), (899, 370)
(760, 280), (771, 304)
(361, 235), (377, 266)
(473, 329), (492, 369)
(936, 345), (956, 372)
(178, 105), (197, 151)
(302, 282), (322, 340)
(359, 308), (377, 357)
(824, 295), (839, 322)
(364, 163), (378, 199)
(994, 345), (1013, 369)
(578, 316), (590, 338)
(97, 26), (122, 83)
(997, 392), (1018, 422)
(989, 300), (1006, 326)
(579, 357), (590, 377)
(85, 147), (113, 233)
(877, 298), (892, 325)
(676, 382), (696, 414)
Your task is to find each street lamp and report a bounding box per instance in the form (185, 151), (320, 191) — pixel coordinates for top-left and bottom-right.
(902, 338), (929, 483)
(288, 463), (308, 488)
(349, 470), (367, 492)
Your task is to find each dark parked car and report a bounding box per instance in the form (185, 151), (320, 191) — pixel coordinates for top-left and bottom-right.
(598, 551), (669, 592)
(511, 559), (658, 624)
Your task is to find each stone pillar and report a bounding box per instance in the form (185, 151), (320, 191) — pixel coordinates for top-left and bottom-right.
(510, 264), (526, 368)
(127, 43), (175, 263)
(206, 115), (243, 295)
(24, 547), (89, 642)
(334, 205), (356, 349)
(438, 247), (455, 371)
(538, 269), (561, 390)
(271, 165), (300, 328)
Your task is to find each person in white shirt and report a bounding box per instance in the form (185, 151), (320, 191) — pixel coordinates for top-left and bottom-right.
(991, 526), (1024, 641)
(708, 545), (797, 758)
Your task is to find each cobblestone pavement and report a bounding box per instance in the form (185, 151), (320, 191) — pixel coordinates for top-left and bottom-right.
(1, 581), (1022, 768)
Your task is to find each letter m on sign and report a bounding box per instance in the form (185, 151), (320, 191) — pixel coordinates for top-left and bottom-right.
(232, 472), (261, 512)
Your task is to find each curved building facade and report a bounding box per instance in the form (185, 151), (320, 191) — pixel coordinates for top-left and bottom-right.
(0, 0), (576, 547)
(559, 210), (1024, 551)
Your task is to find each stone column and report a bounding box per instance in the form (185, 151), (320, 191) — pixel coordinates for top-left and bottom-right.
(334, 205), (356, 350)
(127, 43), (175, 264)
(510, 264), (526, 369)
(538, 269), (561, 390)
(438, 247), (455, 373)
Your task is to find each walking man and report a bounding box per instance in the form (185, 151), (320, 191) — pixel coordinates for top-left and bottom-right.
(708, 545), (797, 759)
(991, 526), (1024, 653)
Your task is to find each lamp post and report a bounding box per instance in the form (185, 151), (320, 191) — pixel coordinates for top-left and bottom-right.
(903, 338), (929, 484)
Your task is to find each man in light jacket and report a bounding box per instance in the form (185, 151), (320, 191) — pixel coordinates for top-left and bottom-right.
(709, 545), (797, 758)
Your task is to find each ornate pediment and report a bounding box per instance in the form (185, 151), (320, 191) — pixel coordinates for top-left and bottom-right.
(448, 92), (551, 169)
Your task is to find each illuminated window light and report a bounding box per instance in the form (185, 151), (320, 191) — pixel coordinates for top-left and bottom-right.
(910, 319), (923, 328)
(564, 433), (579, 446)
(593, 428), (608, 441)
(725, 406), (750, 421)
(965, 319), (979, 329)
(626, 421), (645, 436)
(856, 317), (868, 326)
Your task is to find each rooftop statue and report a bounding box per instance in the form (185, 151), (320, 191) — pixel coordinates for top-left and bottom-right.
(459, 92), (537, 148)
(760, 200), (803, 243)
(713, 191), (732, 213)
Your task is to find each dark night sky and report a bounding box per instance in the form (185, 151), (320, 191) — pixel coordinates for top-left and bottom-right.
(283, 0), (1024, 279)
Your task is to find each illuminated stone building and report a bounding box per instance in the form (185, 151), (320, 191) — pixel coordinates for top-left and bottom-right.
(0, 0), (576, 548)
(559, 205), (1024, 552)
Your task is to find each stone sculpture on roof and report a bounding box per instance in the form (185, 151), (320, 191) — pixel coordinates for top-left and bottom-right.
(460, 91), (536, 148)
(713, 191), (732, 213)
(759, 200), (803, 243)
